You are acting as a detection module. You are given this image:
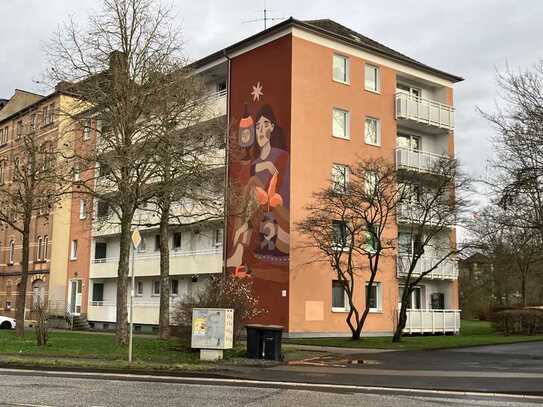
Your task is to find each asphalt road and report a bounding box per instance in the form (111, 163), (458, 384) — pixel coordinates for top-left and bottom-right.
(0, 371), (541, 407)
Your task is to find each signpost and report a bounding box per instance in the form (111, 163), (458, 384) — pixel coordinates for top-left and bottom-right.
(128, 229), (141, 364)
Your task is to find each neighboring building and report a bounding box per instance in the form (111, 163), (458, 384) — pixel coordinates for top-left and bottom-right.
(0, 86), (78, 320)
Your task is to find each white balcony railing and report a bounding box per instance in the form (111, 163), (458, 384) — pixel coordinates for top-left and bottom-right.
(397, 255), (458, 280)
(88, 300), (179, 324)
(395, 147), (449, 174)
(402, 309), (460, 334)
(92, 247), (222, 264)
(205, 89), (227, 120)
(395, 92), (454, 131)
(91, 247), (223, 278)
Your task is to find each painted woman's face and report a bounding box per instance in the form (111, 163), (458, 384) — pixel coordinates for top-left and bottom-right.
(256, 116), (274, 148)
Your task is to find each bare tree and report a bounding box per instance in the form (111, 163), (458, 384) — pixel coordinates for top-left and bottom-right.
(393, 158), (470, 342)
(481, 61), (543, 238)
(145, 80), (225, 339)
(297, 158), (403, 340)
(47, 0), (189, 344)
(0, 111), (71, 337)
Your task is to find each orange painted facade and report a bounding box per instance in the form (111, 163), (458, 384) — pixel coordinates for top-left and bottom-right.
(227, 27), (459, 336)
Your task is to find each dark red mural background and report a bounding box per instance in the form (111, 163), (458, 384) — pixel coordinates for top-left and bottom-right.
(226, 35), (292, 328)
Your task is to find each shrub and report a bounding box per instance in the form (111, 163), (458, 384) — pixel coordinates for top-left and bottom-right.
(172, 273), (265, 342)
(493, 309), (543, 335)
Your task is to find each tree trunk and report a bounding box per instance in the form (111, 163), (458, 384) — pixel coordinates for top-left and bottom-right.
(521, 269), (527, 307)
(15, 219), (31, 337)
(393, 288), (411, 342)
(158, 200), (171, 340)
(116, 215), (132, 345)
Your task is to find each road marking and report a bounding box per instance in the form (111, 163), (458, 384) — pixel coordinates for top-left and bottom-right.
(1, 367), (542, 402)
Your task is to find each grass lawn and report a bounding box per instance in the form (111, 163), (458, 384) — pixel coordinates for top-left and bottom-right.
(0, 329), (245, 371)
(283, 320), (543, 351)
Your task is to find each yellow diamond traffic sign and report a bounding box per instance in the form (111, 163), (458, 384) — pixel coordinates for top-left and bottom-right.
(131, 229), (142, 249)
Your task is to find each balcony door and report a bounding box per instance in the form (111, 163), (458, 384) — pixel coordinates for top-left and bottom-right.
(397, 133), (421, 151)
(69, 279), (83, 315)
(400, 286), (423, 310)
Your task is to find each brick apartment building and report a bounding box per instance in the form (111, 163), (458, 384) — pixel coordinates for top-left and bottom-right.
(1, 18), (462, 337)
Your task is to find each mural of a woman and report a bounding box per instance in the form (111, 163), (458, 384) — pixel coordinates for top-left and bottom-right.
(227, 104), (290, 269)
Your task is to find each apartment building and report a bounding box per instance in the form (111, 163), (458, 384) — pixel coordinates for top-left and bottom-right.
(0, 87), (78, 319)
(2, 18), (461, 337)
(215, 18), (462, 337)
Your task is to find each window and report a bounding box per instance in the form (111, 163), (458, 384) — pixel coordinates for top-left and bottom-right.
(365, 64), (380, 92)
(333, 54), (349, 83)
(43, 236), (49, 260)
(16, 120), (23, 137)
(8, 240), (15, 265)
(172, 232), (181, 250)
(73, 163), (81, 181)
(42, 106), (49, 125)
(48, 103), (55, 124)
(95, 242), (107, 260)
(70, 240), (78, 260)
(400, 286), (422, 310)
(397, 134), (421, 151)
(136, 281), (144, 296)
(366, 282), (382, 311)
(152, 280), (160, 295)
(216, 81), (227, 93)
(92, 283), (104, 302)
(96, 200), (109, 219)
(364, 117), (380, 146)
(431, 292), (445, 310)
(398, 232), (422, 257)
(363, 228), (378, 253)
(0, 127), (8, 145)
(83, 119), (91, 140)
(0, 161), (5, 184)
(332, 164), (349, 193)
(79, 199), (86, 219)
(332, 280), (349, 311)
(213, 229), (222, 246)
(171, 279), (179, 296)
(397, 83), (421, 99)
(137, 235), (146, 252)
(364, 170), (378, 195)
(36, 236), (43, 261)
(30, 114), (37, 131)
(155, 234), (161, 251)
(332, 108), (350, 139)
(332, 220), (348, 249)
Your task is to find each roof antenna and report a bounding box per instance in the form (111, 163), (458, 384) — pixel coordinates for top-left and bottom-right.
(243, 0), (284, 30)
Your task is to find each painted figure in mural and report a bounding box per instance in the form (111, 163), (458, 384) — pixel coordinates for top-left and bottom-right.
(227, 104), (290, 270)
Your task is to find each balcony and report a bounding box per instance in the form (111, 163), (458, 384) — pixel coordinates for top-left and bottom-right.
(395, 92), (454, 132)
(88, 300), (178, 324)
(203, 89), (227, 121)
(91, 247), (223, 279)
(395, 147), (450, 174)
(397, 255), (458, 280)
(402, 309), (460, 334)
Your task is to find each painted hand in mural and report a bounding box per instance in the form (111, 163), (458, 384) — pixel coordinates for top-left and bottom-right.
(254, 160), (278, 176)
(254, 174), (284, 211)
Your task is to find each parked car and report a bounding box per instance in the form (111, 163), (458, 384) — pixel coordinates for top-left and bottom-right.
(0, 316), (16, 329)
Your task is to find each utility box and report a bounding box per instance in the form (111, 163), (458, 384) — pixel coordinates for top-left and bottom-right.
(191, 308), (234, 360)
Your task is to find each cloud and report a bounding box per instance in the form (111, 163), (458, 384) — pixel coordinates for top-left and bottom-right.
(1, 0), (542, 181)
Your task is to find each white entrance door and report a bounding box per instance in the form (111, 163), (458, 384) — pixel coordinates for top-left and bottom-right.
(69, 279), (83, 315)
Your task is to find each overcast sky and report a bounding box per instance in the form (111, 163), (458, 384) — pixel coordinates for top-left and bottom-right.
(1, 0), (542, 183)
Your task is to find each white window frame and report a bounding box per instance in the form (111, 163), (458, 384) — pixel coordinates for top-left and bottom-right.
(332, 108), (350, 140)
(331, 164), (350, 193)
(171, 279), (179, 297)
(365, 63), (380, 93)
(83, 119), (92, 141)
(364, 170), (378, 195)
(213, 228), (222, 247)
(366, 281), (382, 312)
(152, 280), (160, 296)
(364, 117), (381, 146)
(332, 280), (350, 312)
(79, 199), (86, 220)
(332, 53), (350, 84)
(8, 240), (15, 265)
(70, 240), (78, 260)
(43, 235), (49, 260)
(136, 281), (144, 296)
(36, 236), (43, 261)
